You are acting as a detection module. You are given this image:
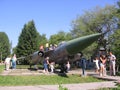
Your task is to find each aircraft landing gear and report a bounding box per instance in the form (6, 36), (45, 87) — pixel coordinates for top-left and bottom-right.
(59, 64), (67, 73)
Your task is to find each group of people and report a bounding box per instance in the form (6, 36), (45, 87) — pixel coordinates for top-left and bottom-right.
(40, 43), (57, 52)
(4, 48), (116, 78)
(94, 52), (116, 77)
(4, 54), (17, 70)
(43, 57), (71, 73)
(43, 57), (55, 73)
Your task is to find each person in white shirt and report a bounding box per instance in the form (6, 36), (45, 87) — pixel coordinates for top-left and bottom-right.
(66, 61), (70, 73)
(5, 56), (11, 70)
(93, 56), (100, 73)
(50, 62), (55, 73)
(109, 52), (116, 76)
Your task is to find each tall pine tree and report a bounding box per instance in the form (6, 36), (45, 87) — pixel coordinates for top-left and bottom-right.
(16, 20), (40, 58)
(0, 32), (10, 60)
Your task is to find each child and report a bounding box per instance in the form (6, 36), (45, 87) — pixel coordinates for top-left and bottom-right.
(93, 56), (100, 73)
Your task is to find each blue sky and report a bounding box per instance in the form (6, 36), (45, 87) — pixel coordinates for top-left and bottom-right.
(0, 0), (116, 47)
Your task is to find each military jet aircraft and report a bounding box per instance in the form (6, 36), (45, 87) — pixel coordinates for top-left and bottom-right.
(27, 33), (102, 72)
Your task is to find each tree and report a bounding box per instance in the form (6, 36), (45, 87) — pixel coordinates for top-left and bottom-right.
(110, 30), (120, 54)
(0, 32), (10, 60)
(109, 0), (120, 53)
(108, 0), (120, 71)
(49, 31), (72, 45)
(116, 0), (120, 28)
(71, 5), (117, 37)
(38, 34), (48, 47)
(109, 29), (120, 71)
(16, 20), (40, 64)
(70, 5), (117, 58)
(65, 32), (73, 41)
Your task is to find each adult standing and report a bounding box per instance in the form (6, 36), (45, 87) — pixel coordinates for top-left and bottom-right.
(109, 52), (116, 76)
(4, 56), (11, 70)
(43, 57), (49, 73)
(80, 53), (87, 77)
(99, 55), (107, 77)
(12, 54), (17, 69)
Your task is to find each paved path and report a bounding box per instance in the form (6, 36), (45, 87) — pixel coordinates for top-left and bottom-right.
(91, 74), (120, 81)
(0, 81), (117, 90)
(0, 69), (120, 90)
(1, 69), (120, 81)
(0, 69), (97, 76)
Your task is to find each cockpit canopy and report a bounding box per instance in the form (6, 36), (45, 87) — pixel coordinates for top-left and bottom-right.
(58, 41), (66, 46)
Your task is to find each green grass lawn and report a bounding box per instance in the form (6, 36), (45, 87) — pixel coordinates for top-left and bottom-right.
(0, 65), (104, 86)
(0, 75), (103, 86)
(16, 65), (31, 69)
(1, 65), (120, 89)
(0, 64), (4, 73)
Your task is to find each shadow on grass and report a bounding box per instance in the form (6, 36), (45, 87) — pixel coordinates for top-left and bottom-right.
(57, 72), (68, 78)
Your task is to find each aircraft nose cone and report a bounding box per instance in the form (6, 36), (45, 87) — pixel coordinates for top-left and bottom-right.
(66, 33), (102, 55)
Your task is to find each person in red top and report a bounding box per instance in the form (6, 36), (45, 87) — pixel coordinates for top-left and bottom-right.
(99, 55), (107, 77)
(40, 45), (44, 51)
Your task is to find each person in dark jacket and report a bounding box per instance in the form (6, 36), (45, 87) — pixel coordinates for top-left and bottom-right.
(80, 53), (86, 77)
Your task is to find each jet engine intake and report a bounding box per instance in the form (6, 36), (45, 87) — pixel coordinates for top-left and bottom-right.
(38, 51), (44, 57)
